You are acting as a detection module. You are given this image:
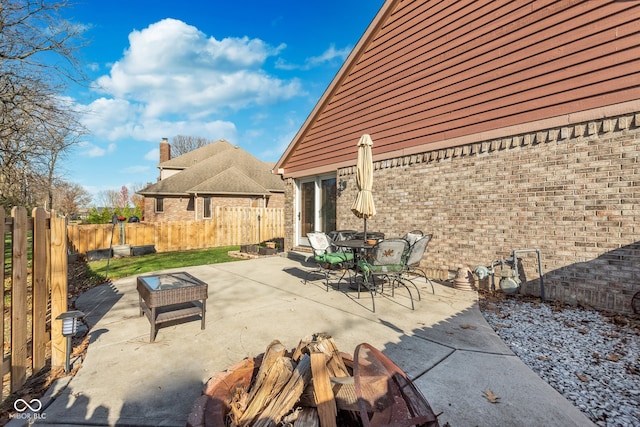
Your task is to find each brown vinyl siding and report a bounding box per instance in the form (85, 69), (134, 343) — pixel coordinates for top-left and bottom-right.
(280, 0), (640, 175)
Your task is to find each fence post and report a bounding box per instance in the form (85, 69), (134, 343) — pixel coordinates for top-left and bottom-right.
(0, 207), (4, 401)
(50, 213), (68, 369)
(11, 206), (28, 392)
(32, 207), (49, 371)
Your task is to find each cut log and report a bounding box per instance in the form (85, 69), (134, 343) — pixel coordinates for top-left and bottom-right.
(293, 407), (320, 426)
(300, 376), (375, 413)
(246, 340), (288, 403)
(252, 354), (313, 427)
(308, 336), (350, 378)
(235, 356), (294, 426)
(310, 352), (337, 427)
(228, 340), (287, 425)
(293, 333), (350, 378)
(292, 334), (314, 361)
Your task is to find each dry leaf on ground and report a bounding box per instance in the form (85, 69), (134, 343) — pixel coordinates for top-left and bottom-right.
(482, 389), (500, 403)
(575, 372), (589, 382)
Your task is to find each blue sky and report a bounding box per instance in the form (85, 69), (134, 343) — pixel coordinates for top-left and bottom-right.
(61, 0), (385, 203)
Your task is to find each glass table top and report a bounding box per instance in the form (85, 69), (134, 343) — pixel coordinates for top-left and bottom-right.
(138, 272), (204, 291)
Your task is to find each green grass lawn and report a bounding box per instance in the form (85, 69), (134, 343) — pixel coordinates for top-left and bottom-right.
(87, 245), (243, 281)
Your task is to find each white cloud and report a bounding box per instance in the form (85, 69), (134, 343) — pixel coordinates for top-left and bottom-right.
(306, 44), (352, 67)
(259, 129), (297, 162)
(77, 141), (117, 158)
(80, 96), (238, 143)
(85, 146), (107, 157)
(80, 98), (141, 140)
(144, 148), (159, 161)
(121, 165), (150, 174)
(276, 44), (352, 70)
(92, 18), (299, 119)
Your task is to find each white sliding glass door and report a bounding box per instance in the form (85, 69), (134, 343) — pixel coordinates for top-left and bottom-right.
(296, 175), (336, 246)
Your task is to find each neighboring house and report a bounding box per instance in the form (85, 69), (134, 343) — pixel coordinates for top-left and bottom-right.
(274, 0), (640, 313)
(139, 138), (284, 222)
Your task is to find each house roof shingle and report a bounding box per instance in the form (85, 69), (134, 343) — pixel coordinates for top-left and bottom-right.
(190, 167), (270, 196)
(159, 139), (235, 170)
(138, 139), (284, 197)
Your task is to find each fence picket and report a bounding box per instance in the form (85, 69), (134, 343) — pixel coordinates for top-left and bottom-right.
(0, 207), (5, 401)
(50, 214), (68, 370)
(11, 207), (28, 392)
(32, 208), (49, 371)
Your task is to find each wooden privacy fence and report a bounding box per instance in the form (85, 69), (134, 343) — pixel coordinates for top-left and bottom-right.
(67, 206), (285, 255)
(1, 207), (68, 401)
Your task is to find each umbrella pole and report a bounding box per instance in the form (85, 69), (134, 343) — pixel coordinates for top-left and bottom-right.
(364, 218), (367, 241)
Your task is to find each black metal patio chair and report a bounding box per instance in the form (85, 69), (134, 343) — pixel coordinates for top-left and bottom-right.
(355, 238), (416, 312)
(304, 232), (354, 291)
(402, 234), (435, 294)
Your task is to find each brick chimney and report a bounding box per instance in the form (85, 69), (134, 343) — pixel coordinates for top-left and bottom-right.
(159, 137), (171, 163)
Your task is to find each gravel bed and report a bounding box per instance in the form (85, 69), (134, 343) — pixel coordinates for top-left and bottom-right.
(479, 296), (640, 427)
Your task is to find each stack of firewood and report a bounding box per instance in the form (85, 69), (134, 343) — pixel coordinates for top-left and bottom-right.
(227, 333), (360, 427)
(185, 333), (364, 427)
(187, 333), (439, 427)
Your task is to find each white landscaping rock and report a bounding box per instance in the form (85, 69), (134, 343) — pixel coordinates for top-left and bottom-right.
(480, 298), (640, 427)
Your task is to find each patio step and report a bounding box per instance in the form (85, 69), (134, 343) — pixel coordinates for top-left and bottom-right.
(283, 249), (311, 263)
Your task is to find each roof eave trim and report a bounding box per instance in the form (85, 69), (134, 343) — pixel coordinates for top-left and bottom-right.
(186, 191), (272, 196)
(138, 191), (191, 197)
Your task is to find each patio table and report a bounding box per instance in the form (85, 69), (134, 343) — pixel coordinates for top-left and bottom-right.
(333, 239), (383, 307)
(353, 231), (385, 241)
(333, 239), (375, 256)
(137, 271), (208, 342)
(333, 239), (377, 281)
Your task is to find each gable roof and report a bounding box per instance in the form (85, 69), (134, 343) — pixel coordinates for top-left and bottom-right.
(273, 1), (392, 177)
(275, 0), (640, 178)
(139, 139), (284, 197)
(190, 167), (270, 195)
(159, 139), (235, 170)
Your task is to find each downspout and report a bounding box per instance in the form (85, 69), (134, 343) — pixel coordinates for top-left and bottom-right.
(194, 193), (198, 221)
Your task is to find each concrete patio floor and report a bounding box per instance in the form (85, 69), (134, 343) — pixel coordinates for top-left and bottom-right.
(11, 255), (594, 426)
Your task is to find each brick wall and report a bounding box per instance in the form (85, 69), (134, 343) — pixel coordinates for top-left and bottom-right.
(144, 194), (285, 222)
(332, 112), (640, 314)
(144, 197), (194, 222)
(266, 193), (285, 209)
(283, 178), (295, 249)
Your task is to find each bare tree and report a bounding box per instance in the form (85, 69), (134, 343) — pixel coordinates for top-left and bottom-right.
(117, 185), (129, 208)
(52, 181), (92, 216)
(32, 107), (86, 208)
(0, 0), (87, 209)
(129, 182), (148, 216)
(96, 189), (120, 208)
(171, 135), (211, 157)
(0, 0), (86, 84)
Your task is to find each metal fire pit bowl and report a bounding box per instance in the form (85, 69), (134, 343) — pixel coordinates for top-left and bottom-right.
(353, 343), (440, 427)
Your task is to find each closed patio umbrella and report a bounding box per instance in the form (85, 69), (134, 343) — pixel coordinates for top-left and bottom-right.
(351, 134), (376, 240)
